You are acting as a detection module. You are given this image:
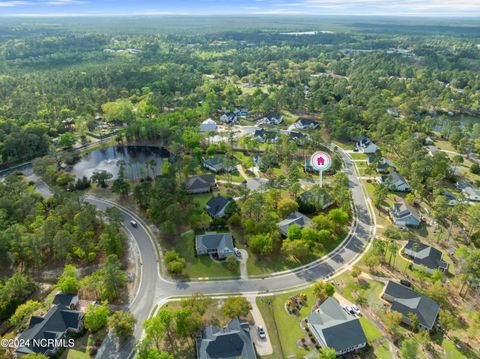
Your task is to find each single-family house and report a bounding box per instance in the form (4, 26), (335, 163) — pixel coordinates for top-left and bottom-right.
(220, 112), (238, 124)
(425, 145), (439, 157)
(387, 108), (400, 117)
(294, 118), (319, 130)
(441, 191), (459, 206)
(382, 281), (440, 330)
(205, 195), (234, 218)
(257, 114), (283, 126)
(355, 138), (378, 154)
(202, 156), (236, 173)
(200, 118), (217, 133)
(308, 297), (367, 356)
(424, 135), (435, 145)
(456, 181), (480, 202)
(403, 240), (448, 273)
(379, 172), (410, 192)
(15, 293), (84, 357)
(277, 211), (312, 236)
(375, 158), (396, 174)
(185, 175), (216, 194)
(253, 128), (279, 143)
(195, 232), (235, 259)
(288, 131), (304, 141)
(390, 201), (421, 228)
(196, 318), (257, 359)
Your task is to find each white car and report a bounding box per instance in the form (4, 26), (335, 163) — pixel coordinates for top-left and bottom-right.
(351, 304), (361, 316)
(344, 305), (355, 315)
(257, 326), (266, 340)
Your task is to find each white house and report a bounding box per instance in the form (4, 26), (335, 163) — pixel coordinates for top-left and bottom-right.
(379, 172), (410, 192)
(199, 118), (217, 133)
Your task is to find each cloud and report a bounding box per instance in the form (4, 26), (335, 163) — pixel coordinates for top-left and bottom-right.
(0, 1), (31, 6)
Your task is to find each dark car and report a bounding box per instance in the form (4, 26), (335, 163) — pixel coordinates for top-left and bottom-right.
(400, 279), (411, 287)
(130, 220), (138, 228)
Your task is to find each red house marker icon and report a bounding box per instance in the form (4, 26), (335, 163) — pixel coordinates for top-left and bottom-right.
(317, 156), (325, 166)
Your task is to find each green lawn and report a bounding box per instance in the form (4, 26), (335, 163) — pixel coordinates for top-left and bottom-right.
(360, 317), (383, 342)
(333, 270), (386, 309)
(350, 152), (369, 160)
(371, 342), (392, 359)
(332, 139), (355, 150)
(442, 339), (468, 359)
(165, 230), (240, 278)
(256, 287), (386, 358)
(66, 349), (90, 359)
(256, 289), (316, 358)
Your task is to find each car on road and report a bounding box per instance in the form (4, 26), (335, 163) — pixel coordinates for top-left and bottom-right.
(257, 326), (266, 340)
(130, 220), (138, 228)
(400, 279), (412, 287)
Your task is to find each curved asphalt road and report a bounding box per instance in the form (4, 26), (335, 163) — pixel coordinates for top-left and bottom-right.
(84, 148), (374, 343)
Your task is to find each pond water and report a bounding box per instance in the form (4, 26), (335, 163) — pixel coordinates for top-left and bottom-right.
(71, 145), (170, 180)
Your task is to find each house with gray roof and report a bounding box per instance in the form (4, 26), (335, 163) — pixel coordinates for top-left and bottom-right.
(52, 293), (79, 310)
(403, 241), (448, 274)
(195, 232), (234, 259)
(390, 201), (421, 228)
(257, 114), (283, 126)
(202, 156), (236, 173)
(205, 195), (234, 218)
(200, 118), (217, 133)
(375, 158), (396, 174)
(15, 293), (84, 357)
(456, 181), (480, 202)
(294, 118), (319, 130)
(185, 175), (216, 194)
(277, 211), (312, 237)
(196, 318), (256, 359)
(379, 171), (410, 192)
(382, 281), (440, 330)
(307, 297), (367, 356)
(355, 137), (378, 154)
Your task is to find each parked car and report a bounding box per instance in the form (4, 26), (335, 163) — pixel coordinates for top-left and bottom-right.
(344, 305), (355, 315)
(234, 248), (242, 258)
(400, 279), (412, 287)
(130, 220), (138, 228)
(351, 304), (361, 316)
(258, 326), (266, 339)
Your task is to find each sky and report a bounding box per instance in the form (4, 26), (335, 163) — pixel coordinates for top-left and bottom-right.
(1, 0), (480, 17)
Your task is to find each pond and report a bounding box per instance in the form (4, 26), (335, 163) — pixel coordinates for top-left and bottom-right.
(71, 145), (170, 180)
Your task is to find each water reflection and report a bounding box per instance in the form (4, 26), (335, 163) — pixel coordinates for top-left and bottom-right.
(72, 146), (170, 180)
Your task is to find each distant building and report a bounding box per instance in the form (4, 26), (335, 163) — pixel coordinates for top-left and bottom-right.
(379, 172), (410, 192)
(375, 158), (396, 174)
(202, 156), (236, 173)
(15, 293), (84, 357)
(425, 145), (439, 157)
(355, 137), (378, 154)
(205, 195), (234, 218)
(308, 297), (367, 356)
(456, 181), (480, 202)
(196, 318), (257, 359)
(200, 118), (217, 133)
(387, 108), (400, 117)
(288, 131), (304, 141)
(390, 201), (421, 228)
(294, 118), (319, 130)
(185, 175), (216, 194)
(382, 281), (440, 330)
(195, 232), (234, 259)
(403, 240), (448, 274)
(220, 112), (238, 124)
(253, 128), (279, 143)
(257, 114), (283, 126)
(277, 211), (312, 236)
